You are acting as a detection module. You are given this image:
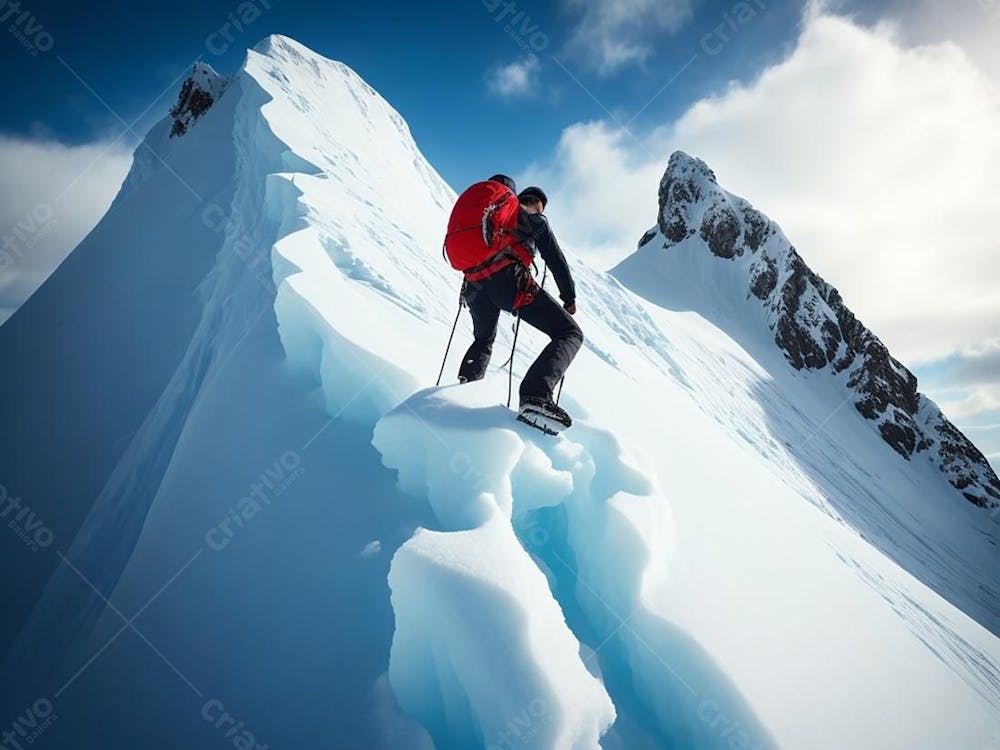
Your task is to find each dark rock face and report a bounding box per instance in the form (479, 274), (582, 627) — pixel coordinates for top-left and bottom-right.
(749, 256), (777, 300)
(932, 419), (1000, 508)
(742, 208), (769, 252)
(658, 160), (701, 243)
(652, 150), (1000, 508)
(170, 80), (216, 137)
(638, 229), (658, 249)
(168, 63), (230, 138)
(700, 204), (742, 259)
(879, 419), (917, 458)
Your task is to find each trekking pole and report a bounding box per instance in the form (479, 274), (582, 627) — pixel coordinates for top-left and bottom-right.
(499, 262), (546, 371)
(537, 262), (568, 405)
(503, 258), (547, 405)
(498, 318), (518, 370)
(506, 313), (521, 408)
(436, 282), (466, 387)
(503, 261), (551, 406)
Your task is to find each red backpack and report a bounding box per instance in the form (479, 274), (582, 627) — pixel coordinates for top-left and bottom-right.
(444, 181), (532, 281)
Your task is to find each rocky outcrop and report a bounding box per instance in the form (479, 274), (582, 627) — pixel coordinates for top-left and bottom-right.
(169, 62), (230, 138)
(649, 151), (1000, 508)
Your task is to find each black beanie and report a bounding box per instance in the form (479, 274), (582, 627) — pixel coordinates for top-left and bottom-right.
(488, 174), (516, 193)
(518, 186), (548, 207)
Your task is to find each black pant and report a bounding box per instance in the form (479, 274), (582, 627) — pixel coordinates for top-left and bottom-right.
(458, 265), (583, 402)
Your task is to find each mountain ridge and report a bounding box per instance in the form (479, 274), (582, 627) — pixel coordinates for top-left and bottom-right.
(620, 150), (999, 508)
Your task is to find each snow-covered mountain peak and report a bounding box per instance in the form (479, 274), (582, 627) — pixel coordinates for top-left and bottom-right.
(660, 149), (718, 196)
(168, 61), (229, 138)
(251, 32), (311, 57)
(189, 60), (227, 89)
(249, 34), (362, 88)
(652, 149), (764, 256)
(238, 33), (452, 211)
(617, 150), (1000, 508)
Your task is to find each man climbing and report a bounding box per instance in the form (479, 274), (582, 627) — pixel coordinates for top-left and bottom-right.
(446, 174), (583, 433)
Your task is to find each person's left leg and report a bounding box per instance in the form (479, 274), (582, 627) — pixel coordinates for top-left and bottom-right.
(457, 283), (502, 382)
(515, 290), (583, 402)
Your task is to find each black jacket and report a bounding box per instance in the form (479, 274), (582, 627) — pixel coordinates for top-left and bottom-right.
(515, 210), (576, 304)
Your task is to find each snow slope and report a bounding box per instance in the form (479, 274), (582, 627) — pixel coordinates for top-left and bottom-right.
(2, 35), (998, 750)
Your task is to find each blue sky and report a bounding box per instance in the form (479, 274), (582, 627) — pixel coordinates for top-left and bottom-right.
(1, 0), (998, 466)
(0, 0), (810, 187)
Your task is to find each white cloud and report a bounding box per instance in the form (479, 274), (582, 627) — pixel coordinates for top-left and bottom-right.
(487, 56), (542, 98)
(873, 0), (1000, 83)
(528, 10), (1000, 371)
(935, 389), (1000, 421)
(523, 122), (663, 261)
(563, 0), (695, 76)
(0, 135), (132, 324)
(916, 340), (1000, 442)
(933, 340), (1000, 388)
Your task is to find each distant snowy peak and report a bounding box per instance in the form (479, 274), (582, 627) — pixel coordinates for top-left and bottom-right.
(630, 151), (1000, 508)
(168, 61), (230, 138)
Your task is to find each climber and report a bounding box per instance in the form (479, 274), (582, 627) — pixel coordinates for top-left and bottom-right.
(444, 174), (582, 432)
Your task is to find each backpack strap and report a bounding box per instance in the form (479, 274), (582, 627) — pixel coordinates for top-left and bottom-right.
(463, 247), (526, 282)
(481, 197), (512, 246)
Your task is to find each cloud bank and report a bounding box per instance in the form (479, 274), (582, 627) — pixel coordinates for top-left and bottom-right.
(528, 11), (1000, 368)
(0, 136), (132, 323)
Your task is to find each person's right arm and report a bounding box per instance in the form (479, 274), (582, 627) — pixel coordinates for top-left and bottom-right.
(518, 210), (576, 308)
